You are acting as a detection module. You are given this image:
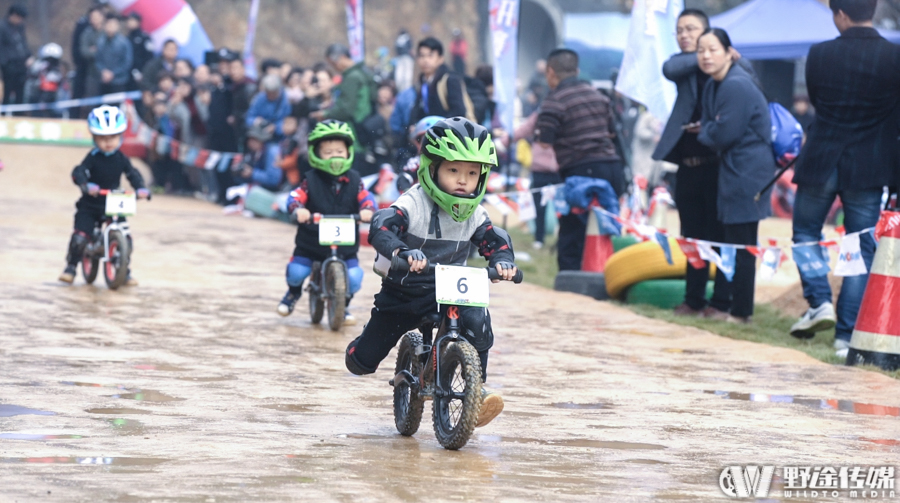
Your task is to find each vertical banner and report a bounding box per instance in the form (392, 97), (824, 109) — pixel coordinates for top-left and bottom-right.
(489, 0), (520, 135)
(243, 0), (261, 80)
(109, 0), (213, 67)
(346, 0), (365, 63)
(615, 0), (682, 122)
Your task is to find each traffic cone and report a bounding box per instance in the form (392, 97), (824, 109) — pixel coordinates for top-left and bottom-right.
(582, 208), (614, 272)
(846, 211), (900, 370)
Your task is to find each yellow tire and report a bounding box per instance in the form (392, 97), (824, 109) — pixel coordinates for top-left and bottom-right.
(604, 238), (716, 298)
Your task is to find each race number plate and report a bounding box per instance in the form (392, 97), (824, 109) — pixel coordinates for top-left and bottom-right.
(318, 218), (356, 246)
(435, 265), (489, 307)
(105, 193), (136, 216)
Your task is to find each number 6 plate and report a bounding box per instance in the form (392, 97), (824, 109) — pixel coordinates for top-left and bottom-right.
(435, 265), (489, 307)
(105, 193), (136, 216)
(318, 218), (356, 246)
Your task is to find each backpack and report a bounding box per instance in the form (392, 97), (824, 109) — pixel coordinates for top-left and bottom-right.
(436, 73), (477, 122)
(769, 102), (803, 167)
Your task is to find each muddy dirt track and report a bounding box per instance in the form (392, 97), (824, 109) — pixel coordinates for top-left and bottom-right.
(0, 144), (898, 502)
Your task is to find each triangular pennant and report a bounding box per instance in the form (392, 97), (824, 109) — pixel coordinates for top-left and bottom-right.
(516, 191), (537, 222)
(193, 149), (210, 168)
(676, 238), (707, 269)
(834, 233), (868, 277)
(205, 151), (222, 170)
(759, 247), (783, 281)
(655, 232), (673, 265)
(719, 246), (736, 282)
(540, 185), (557, 207)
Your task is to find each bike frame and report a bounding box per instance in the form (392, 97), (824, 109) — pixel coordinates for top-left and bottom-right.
(392, 305), (465, 400)
(98, 216), (130, 268)
(311, 245), (351, 304)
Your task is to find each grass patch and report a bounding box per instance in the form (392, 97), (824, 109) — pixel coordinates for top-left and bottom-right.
(626, 303), (900, 380)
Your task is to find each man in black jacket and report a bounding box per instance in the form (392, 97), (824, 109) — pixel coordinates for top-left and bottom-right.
(125, 12), (153, 91)
(0, 4), (31, 107)
(789, 0), (900, 356)
(409, 37), (468, 125)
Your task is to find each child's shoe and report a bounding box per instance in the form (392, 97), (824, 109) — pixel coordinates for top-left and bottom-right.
(476, 387), (504, 427)
(277, 290), (301, 317)
(343, 312), (357, 326)
(125, 275), (139, 287)
(58, 264), (76, 284)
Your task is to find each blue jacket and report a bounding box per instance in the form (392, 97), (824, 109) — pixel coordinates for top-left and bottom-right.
(563, 176), (621, 234)
(698, 64), (774, 225)
(390, 87), (417, 134)
(95, 33), (133, 85)
(245, 91), (291, 136)
(250, 142), (284, 191)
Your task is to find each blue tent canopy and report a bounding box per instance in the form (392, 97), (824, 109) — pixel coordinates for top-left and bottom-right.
(710, 0), (900, 60)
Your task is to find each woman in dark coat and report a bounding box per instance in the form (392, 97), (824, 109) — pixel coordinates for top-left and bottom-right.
(697, 27), (774, 323)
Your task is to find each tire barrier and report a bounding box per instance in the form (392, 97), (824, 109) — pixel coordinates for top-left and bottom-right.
(553, 271), (610, 301)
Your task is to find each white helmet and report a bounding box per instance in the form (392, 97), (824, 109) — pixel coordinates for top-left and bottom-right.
(39, 43), (63, 60)
(87, 105), (128, 136)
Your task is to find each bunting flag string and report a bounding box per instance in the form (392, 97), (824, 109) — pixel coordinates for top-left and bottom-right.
(123, 102), (243, 173)
(479, 180), (882, 277)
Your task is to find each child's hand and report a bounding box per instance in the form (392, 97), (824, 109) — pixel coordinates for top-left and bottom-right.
(398, 249), (427, 273)
(296, 208), (311, 224)
(493, 262), (518, 283)
(359, 209), (374, 223)
(86, 183), (100, 196)
(137, 188), (151, 200)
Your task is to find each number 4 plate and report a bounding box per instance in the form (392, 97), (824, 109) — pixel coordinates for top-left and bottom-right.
(435, 265), (489, 307)
(105, 193), (136, 216)
(318, 218), (356, 246)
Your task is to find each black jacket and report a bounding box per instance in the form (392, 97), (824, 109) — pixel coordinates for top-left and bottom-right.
(292, 169), (363, 261)
(794, 27), (900, 190)
(0, 19), (30, 72)
(410, 64), (466, 123)
(698, 64), (774, 225)
(128, 29), (154, 74)
(71, 150), (146, 212)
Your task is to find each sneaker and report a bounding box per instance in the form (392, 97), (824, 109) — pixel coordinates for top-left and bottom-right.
(790, 302), (836, 339)
(277, 290), (301, 317)
(343, 313), (357, 326)
(673, 303), (703, 317)
(58, 265), (76, 284)
(532, 241), (544, 250)
(701, 306), (730, 321)
(125, 276), (139, 287)
(476, 388), (504, 428)
(834, 339), (850, 359)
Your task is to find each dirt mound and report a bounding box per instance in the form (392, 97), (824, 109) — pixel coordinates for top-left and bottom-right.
(769, 274), (843, 316)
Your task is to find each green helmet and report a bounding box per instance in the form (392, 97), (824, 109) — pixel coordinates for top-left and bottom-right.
(308, 120), (356, 176)
(417, 117), (498, 222)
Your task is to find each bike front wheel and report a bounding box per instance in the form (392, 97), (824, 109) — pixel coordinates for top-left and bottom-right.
(432, 340), (483, 450)
(103, 231), (129, 290)
(308, 262), (324, 324)
(82, 249), (100, 285)
(393, 332), (425, 436)
(325, 261), (346, 331)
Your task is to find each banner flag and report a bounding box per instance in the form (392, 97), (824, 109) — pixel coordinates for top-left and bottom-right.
(489, 0), (521, 134)
(615, 0), (682, 122)
(242, 0), (261, 80)
(346, 0), (365, 62)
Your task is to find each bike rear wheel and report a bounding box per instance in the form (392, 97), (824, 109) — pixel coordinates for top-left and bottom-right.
(82, 249), (100, 285)
(325, 261), (346, 331)
(103, 231), (129, 290)
(393, 332), (425, 436)
(432, 340), (483, 450)
(308, 262), (324, 324)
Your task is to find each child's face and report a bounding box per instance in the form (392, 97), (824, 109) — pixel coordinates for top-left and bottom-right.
(317, 139), (348, 160)
(94, 134), (121, 154)
(158, 77), (174, 93)
(282, 117), (298, 136)
(246, 137), (263, 152)
(436, 160), (481, 196)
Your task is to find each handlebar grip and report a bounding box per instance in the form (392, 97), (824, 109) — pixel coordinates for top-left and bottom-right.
(487, 267), (524, 284)
(390, 254), (432, 273)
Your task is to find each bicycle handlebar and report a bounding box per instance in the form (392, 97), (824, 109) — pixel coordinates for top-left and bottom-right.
(390, 254), (524, 284)
(311, 213), (361, 223)
(98, 189), (150, 200)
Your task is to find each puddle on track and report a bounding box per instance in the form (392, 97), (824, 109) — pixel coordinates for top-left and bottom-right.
(0, 404), (55, 417)
(0, 456), (168, 466)
(0, 433), (85, 441)
(703, 390), (900, 417)
(86, 407), (152, 415)
(259, 404), (318, 413)
(104, 418), (146, 436)
(550, 402), (611, 410)
(133, 364), (190, 372)
(477, 435), (666, 450)
(110, 390), (184, 402)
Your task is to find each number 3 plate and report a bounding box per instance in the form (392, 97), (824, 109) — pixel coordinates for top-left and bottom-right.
(435, 265), (489, 307)
(105, 193), (137, 216)
(318, 218), (356, 246)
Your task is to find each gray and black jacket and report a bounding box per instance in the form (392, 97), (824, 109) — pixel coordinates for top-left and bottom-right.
(369, 185), (515, 291)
